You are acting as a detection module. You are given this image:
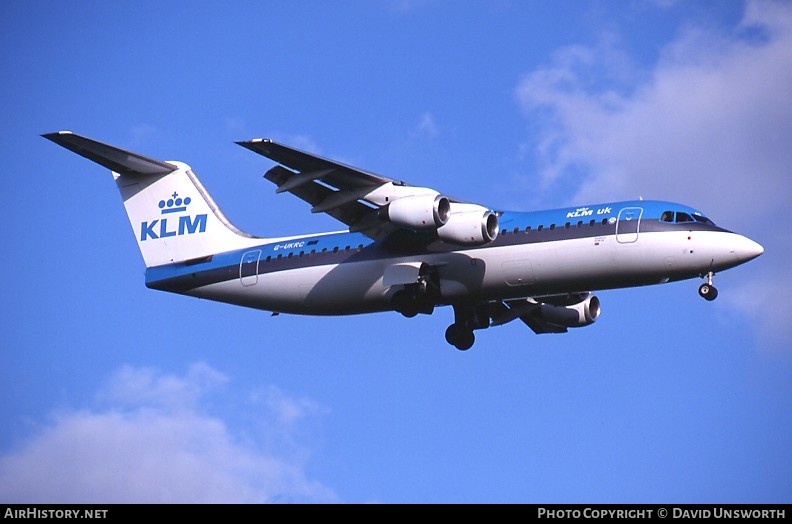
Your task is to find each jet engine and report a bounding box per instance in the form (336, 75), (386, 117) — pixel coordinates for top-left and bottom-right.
(437, 204), (499, 246)
(536, 294), (601, 328)
(383, 194), (450, 230)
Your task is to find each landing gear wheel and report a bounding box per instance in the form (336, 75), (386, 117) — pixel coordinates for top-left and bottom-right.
(698, 283), (718, 301)
(392, 290), (418, 318)
(699, 271), (719, 301)
(445, 324), (475, 351)
(401, 308), (418, 318)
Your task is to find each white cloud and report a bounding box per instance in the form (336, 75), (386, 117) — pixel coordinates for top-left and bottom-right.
(98, 362), (227, 410)
(280, 134), (323, 155)
(719, 227), (792, 354)
(128, 123), (160, 147)
(413, 112), (439, 139)
(387, 0), (432, 14)
(0, 364), (336, 503)
(254, 384), (327, 429)
(516, 0), (792, 214)
(515, 0), (792, 350)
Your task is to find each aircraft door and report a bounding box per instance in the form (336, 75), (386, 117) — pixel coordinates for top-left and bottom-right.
(616, 207), (643, 243)
(502, 260), (536, 286)
(240, 250), (261, 286)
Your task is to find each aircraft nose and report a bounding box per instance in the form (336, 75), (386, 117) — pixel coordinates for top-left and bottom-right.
(731, 235), (764, 263)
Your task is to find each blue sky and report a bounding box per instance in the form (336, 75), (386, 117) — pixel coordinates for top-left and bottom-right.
(1, 0), (790, 503)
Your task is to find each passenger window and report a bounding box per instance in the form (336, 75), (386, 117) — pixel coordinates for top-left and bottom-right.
(513, 227), (519, 234)
(537, 225), (544, 231)
(550, 224), (555, 230)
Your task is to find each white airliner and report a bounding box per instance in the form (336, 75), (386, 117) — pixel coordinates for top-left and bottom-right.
(44, 131), (764, 350)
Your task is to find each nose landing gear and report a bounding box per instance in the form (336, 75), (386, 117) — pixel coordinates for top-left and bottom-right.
(698, 271), (718, 301)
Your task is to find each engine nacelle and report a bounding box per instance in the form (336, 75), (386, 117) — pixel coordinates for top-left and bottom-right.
(384, 194), (450, 230)
(437, 205), (499, 246)
(537, 294), (601, 328)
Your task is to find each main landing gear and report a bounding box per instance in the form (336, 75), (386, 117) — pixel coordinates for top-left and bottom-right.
(389, 265), (489, 351)
(698, 271), (719, 301)
(445, 303), (491, 351)
(445, 323), (475, 351)
(391, 265), (440, 318)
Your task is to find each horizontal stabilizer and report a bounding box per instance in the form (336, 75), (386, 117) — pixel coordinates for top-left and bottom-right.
(42, 131), (177, 177)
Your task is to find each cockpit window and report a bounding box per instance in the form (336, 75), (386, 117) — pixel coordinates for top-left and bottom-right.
(661, 210), (716, 225)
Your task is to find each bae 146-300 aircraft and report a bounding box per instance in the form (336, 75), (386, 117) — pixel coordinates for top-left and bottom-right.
(44, 131), (764, 350)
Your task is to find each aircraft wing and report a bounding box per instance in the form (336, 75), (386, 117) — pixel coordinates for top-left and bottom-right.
(490, 296), (599, 334)
(518, 310), (570, 334)
(488, 300), (566, 334)
(237, 138), (470, 242)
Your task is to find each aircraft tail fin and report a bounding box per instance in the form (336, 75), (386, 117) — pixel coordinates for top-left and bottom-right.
(43, 131), (262, 268)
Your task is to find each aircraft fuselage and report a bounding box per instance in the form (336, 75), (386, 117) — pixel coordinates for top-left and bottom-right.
(145, 200), (763, 315)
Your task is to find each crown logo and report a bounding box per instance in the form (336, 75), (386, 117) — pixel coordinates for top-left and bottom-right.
(158, 192), (192, 214)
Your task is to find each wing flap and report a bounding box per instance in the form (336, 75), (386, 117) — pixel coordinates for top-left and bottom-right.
(311, 186), (377, 214)
(264, 165), (379, 231)
(276, 168), (335, 194)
